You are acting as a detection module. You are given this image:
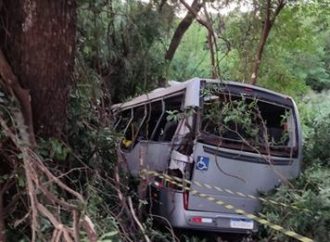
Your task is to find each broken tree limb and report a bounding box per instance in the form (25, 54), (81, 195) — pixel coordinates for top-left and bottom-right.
(0, 113), (97, 242)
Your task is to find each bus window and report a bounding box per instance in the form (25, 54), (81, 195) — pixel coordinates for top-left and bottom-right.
(146, 100), (164, 140)
(151, 95), (183, 141)
(115, 109), (132, 133)
(201, 93), (297, 157)
(137, 104), (150, 141)
(124, 105), (147, 148)
(113, 115), (121, 130)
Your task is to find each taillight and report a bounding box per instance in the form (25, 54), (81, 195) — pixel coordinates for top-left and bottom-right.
(191, 217), (202, 223)
(153, 180), (163, 188)
(183, 191), (189, 210)
(190, 217), (213, 224)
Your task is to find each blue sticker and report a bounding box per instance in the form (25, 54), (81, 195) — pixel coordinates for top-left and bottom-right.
(196, 156), (209, 171)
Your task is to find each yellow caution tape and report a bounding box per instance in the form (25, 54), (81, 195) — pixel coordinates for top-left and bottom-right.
(141, 169), (309, 212)
(140, 169), (314, 242)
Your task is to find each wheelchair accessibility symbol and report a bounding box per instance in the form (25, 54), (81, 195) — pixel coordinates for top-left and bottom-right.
(196, 156), (209, 171)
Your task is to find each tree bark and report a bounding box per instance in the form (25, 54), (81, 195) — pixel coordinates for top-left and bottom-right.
(203, 4), (219, 78)
(179, 0), (220, 78)
(250, 0), (285, 85)
(0, 49), (36, 145)
(164, 0), (202, 62)
(0, 0), (76, 138)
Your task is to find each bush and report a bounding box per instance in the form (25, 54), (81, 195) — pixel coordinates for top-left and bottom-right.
(258, 164), (330, 242)
(301, 91), (330, 166)
(258, 91), (330, 241)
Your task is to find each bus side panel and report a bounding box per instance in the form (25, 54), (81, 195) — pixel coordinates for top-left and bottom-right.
(120, 141), (174, 177)
(187, 142), (300, 213)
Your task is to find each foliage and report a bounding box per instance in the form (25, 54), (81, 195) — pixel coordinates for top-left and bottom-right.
(38, 138), (70, 161)
(83, 176), (121, 241)
(167, 23), (211, 80)
(67, 66), (176, 241)
(259, 164), (330, 242)
(260, 2), (330, 95)
(66, 72), (123, 237)
(77, 0), (330, 101)
(0, 88), (30, 241)
(204, 97), (260, 140)
(67, 83), (118, 170)
(0, 66), (122, 241)
(77, 0), (175, 102)
(171, 1), (330, 97)
(2, 0), (330, 241)
(259, 91), (330, 241)
(300, 91), (330, 167)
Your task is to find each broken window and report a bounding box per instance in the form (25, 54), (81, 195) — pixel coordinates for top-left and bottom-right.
(151, 94), (183, 142)
(115, 109), (132, 134)
(200, 87), (297, 157)
(146, 100), (164, 140)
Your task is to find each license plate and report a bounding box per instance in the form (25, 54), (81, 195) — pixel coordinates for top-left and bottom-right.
(230, 218), (254, 229)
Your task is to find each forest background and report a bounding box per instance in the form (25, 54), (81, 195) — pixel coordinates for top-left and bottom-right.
(0, 0), (329, 241)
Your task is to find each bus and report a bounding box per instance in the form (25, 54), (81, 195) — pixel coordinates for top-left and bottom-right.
(111, 78), (302, 234)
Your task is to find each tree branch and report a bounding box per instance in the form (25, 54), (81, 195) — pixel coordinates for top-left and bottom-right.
(165, 0), (203, 61)
(250, 0), (286, 85)
(128, 197), (151, 242)
(179, 0), (220, 78)
(0, 49), (36, 146)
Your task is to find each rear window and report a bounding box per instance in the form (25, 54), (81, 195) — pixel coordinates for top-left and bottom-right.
(199, 86), (298, 157)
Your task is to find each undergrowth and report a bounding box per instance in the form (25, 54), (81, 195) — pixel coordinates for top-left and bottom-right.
(258, 91), (330, 242)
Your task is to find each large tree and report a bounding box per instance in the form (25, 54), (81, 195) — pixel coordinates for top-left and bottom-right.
(0, 1), (77, 241)
(0, 0), (76, 139)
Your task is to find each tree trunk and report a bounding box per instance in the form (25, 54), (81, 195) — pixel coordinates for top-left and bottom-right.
(250, 0), (285, 85)
(164, 0), (202, 62)
(177, 0), (220, 78)
(250, 1), (271, 85)
(160, 0), (202, 87)
(0, 0), (76, 138)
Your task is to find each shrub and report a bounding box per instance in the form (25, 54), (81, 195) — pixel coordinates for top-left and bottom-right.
(258, 164), (330, 242)
(259, 91), (330, 241)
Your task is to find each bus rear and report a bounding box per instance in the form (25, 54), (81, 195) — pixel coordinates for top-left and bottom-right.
(151, 80), (302, 233)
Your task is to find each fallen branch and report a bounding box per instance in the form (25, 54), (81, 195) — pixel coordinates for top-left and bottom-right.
(127, 196), (151, 242)
(80, 215), (97, 242)
(0, 112), (97, 242)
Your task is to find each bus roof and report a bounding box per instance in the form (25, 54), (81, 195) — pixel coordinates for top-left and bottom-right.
(111, 78), (197, 110)
(111, 78), (292, 111)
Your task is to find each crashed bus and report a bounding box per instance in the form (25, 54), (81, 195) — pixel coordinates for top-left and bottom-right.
(111, 78), (302, 234)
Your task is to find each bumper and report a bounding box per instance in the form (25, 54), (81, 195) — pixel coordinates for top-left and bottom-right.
(151, 188), (258, 233)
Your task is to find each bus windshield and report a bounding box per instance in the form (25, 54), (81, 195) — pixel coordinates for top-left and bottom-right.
(199, 86), (298, 157)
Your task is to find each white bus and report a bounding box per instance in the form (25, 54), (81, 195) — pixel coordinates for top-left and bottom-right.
(112, 78), (302, 234)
